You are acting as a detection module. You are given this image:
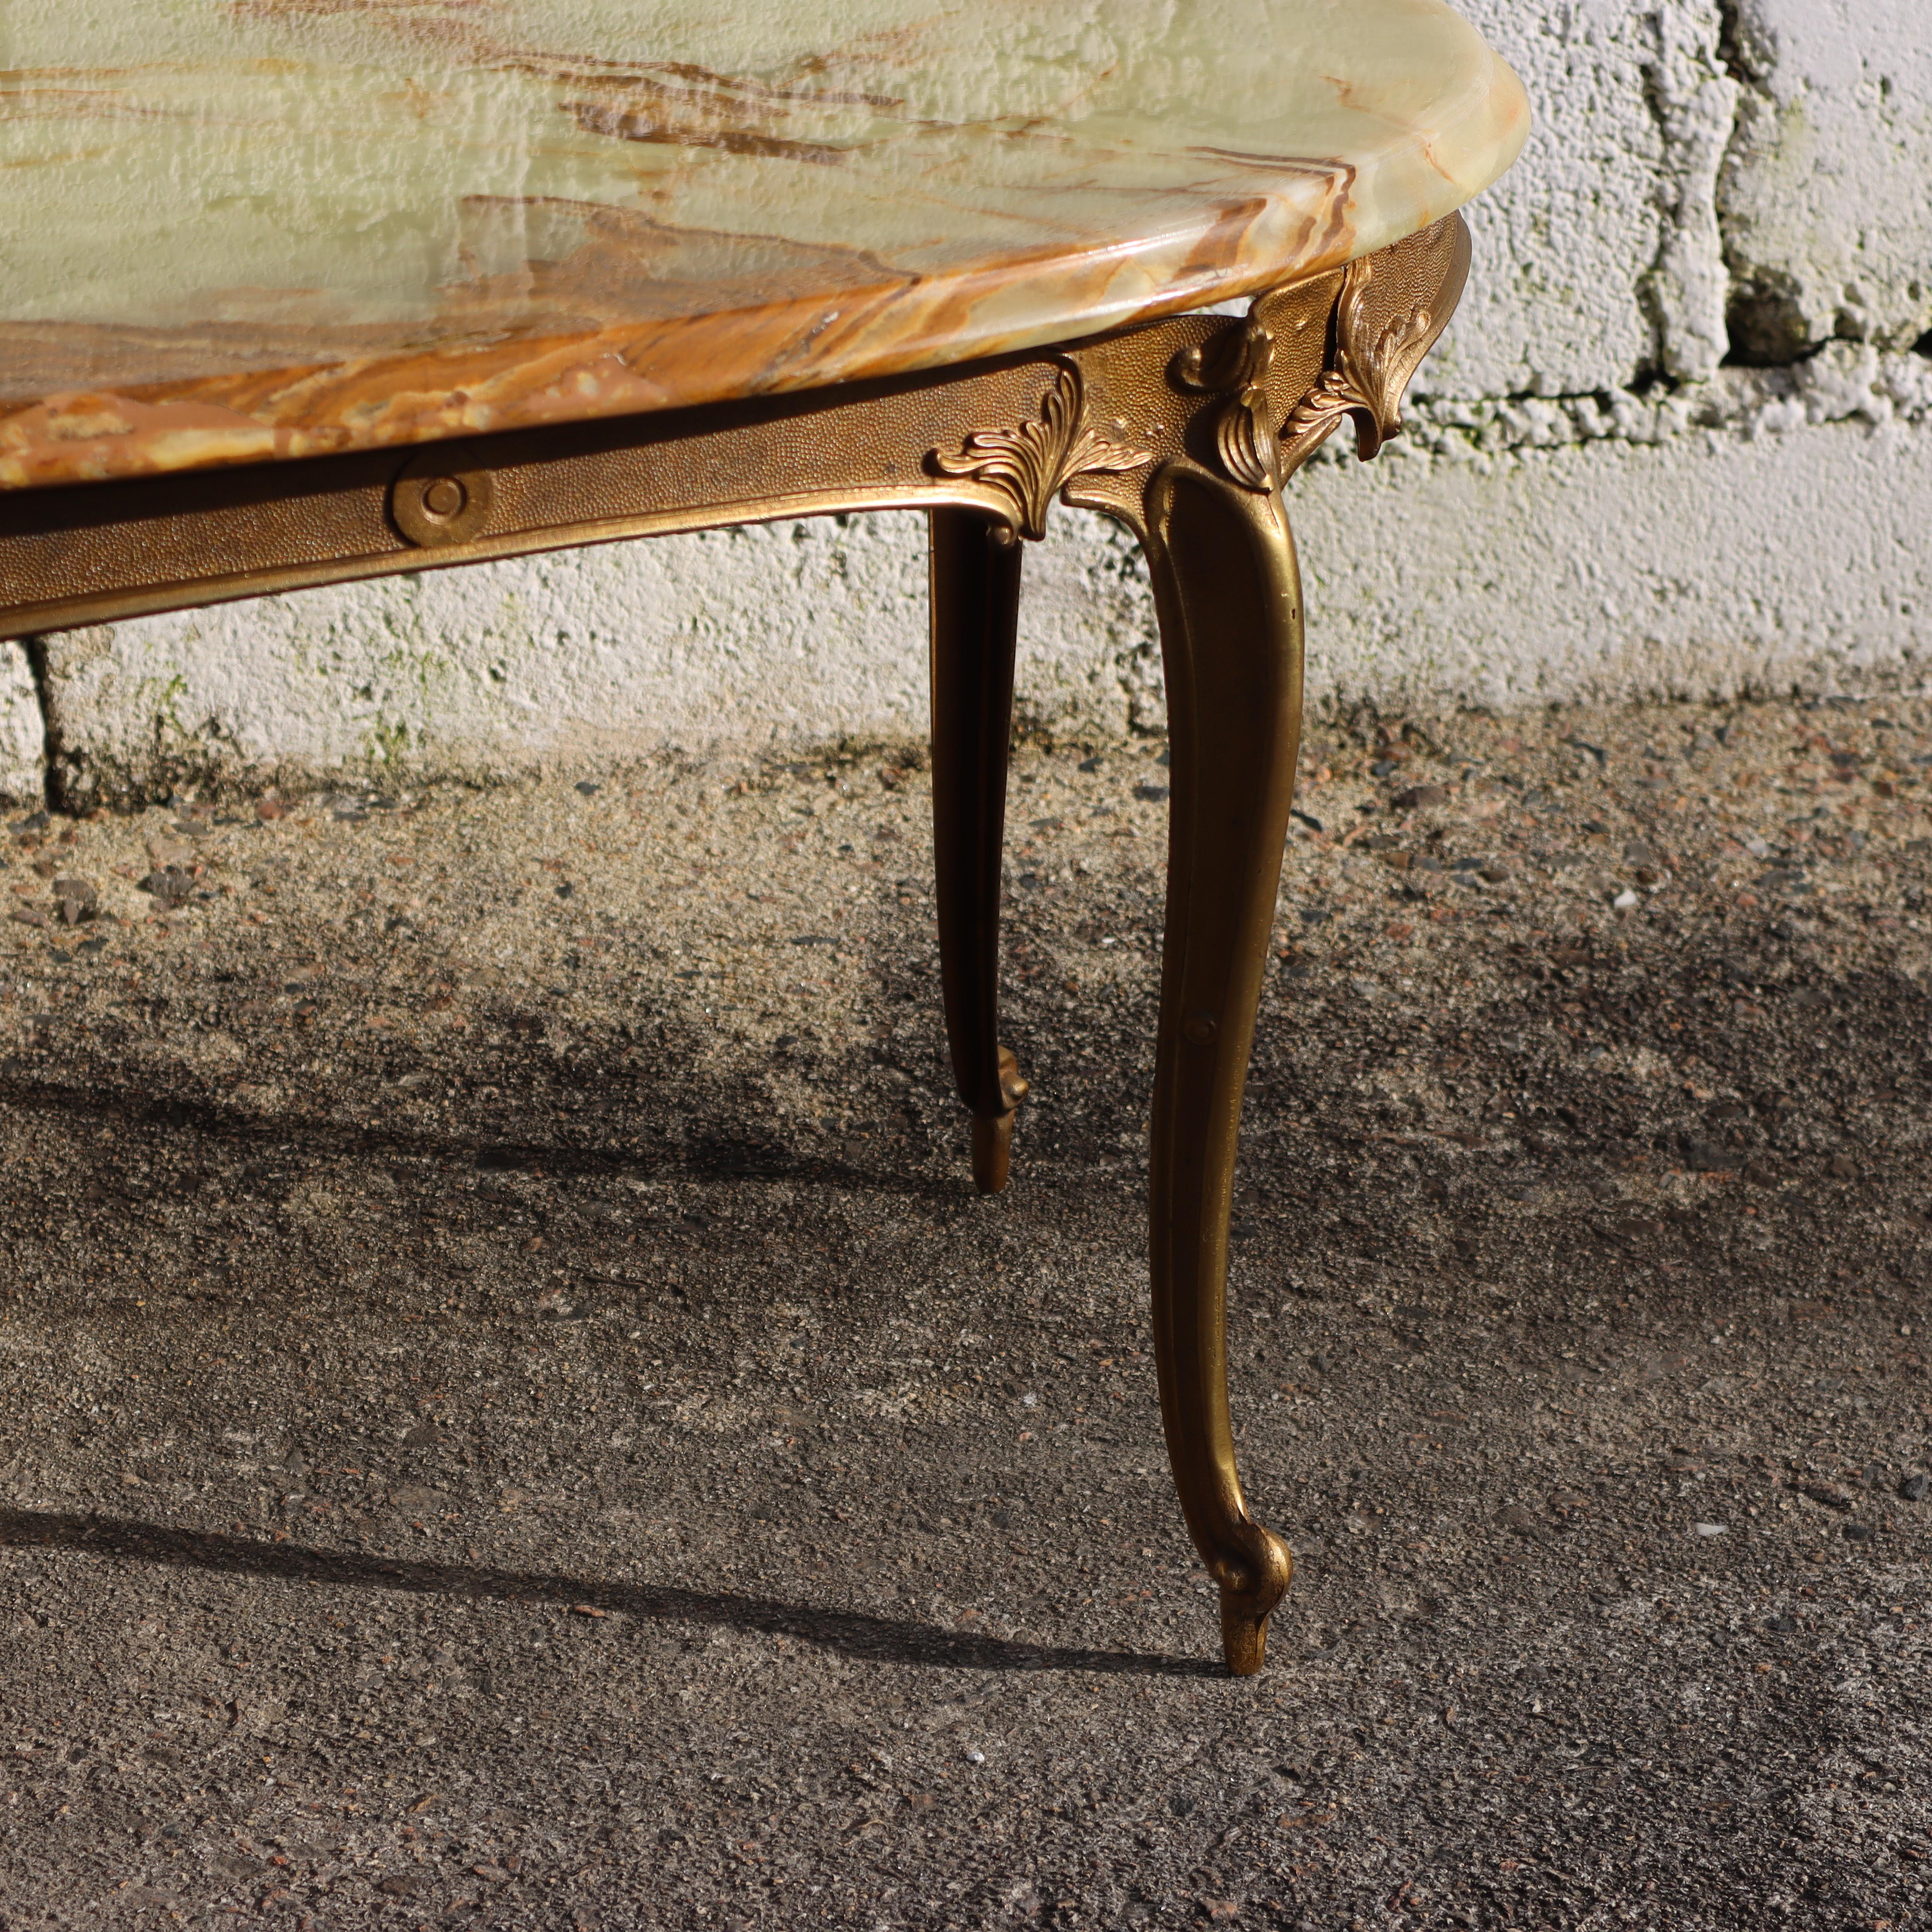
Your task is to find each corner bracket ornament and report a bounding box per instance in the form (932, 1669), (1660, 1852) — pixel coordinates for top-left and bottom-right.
(1175, 316), (1284, 492)
(1275, 255), (1436, 469)
(1185, 214), (1469, 493)
(931, 362), (1150, 540)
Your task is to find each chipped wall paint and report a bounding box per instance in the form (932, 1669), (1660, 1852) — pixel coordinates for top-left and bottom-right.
(11, 0), (1932, 805)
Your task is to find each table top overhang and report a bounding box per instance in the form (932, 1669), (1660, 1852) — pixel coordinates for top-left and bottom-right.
(0, 0), (1527, 494)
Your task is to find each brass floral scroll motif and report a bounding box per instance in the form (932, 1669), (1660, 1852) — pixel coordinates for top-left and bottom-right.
(931, 361), (1150, 540)
(1273, 254), (1437, 472)
(1185, 245), (1444, 492)
(1174, 319), (1284, 492)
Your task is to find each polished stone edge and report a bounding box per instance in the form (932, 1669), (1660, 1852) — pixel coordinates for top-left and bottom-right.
(0, 53), (1526, 497)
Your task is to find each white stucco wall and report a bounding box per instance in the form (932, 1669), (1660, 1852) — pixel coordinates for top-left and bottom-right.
(13, 0), (1932, 806)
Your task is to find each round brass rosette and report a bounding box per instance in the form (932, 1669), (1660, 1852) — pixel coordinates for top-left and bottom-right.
(388, 461), (495, 548)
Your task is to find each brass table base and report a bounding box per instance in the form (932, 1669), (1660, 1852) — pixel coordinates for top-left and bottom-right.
(0, 218), (1471, 1674)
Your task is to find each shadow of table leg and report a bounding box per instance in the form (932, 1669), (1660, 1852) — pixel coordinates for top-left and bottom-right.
(0, 1506), (1220, 1678)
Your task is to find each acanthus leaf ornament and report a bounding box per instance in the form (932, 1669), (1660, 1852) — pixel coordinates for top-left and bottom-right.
(931, 361), (1150, 539)
(1275, 255), (1435, 471)
(1175, 317), (1282, 491)
(1190, 247), (1444, 493)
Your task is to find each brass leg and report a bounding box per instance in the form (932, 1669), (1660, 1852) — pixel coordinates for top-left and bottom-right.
(929, 506), (1029, 1193)
(1139, 461), (1301, 1674)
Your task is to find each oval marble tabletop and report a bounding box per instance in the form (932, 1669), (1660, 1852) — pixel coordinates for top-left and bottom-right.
(0, 0), (1527, 493)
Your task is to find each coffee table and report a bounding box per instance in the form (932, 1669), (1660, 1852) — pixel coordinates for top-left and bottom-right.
(0, 0), (1526, 1673)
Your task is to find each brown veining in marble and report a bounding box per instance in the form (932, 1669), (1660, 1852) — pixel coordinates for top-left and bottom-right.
(0, 0), (1528, 491)
(562, 100), (849, 164)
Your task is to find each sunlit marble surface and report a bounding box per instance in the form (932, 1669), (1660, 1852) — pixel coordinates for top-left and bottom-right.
(0, 0), (1527, 491)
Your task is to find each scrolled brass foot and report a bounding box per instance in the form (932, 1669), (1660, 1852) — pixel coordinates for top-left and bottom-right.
(996, 1043), (1029, 1112)
(970, 1046), (1030, 1194)
(1214, 1524), (1294, 1677)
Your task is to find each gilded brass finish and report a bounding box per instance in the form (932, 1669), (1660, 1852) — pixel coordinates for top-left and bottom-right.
(1180, 214), (1469, 492)
(390, 458), (498, 549)
(0, 217), (1470, 1675)
(1174, 304), (1310, 493)
(929, 505), (1026, 1194)
(1273, 226), (1468, 469)
(1140, 459), (1305, 1673)
(966, 1046), (1032, 1195)
(931, 361), (1152, 541)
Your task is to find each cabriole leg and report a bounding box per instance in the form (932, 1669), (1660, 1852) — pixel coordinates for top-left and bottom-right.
(1139, 461), (1302, 1674)
(929, 506), (1028, 1193)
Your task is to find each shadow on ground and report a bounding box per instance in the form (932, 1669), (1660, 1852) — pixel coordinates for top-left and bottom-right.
(1, 698), (1929, 1928)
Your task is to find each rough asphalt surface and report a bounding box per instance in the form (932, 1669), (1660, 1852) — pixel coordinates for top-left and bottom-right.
(0, 695), (1929, 1931)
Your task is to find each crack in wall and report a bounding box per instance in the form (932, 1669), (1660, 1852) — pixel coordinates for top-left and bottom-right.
(1639, 1), (1743, 383)
(1396, 340), (1932, 460)
(1714, 0), (1811, 364)
(17, 634), (56, 812)
(1641, 1), (1924, 376)
(1711, 0), (1932, 363)
(1713, 0), (1755, 89)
